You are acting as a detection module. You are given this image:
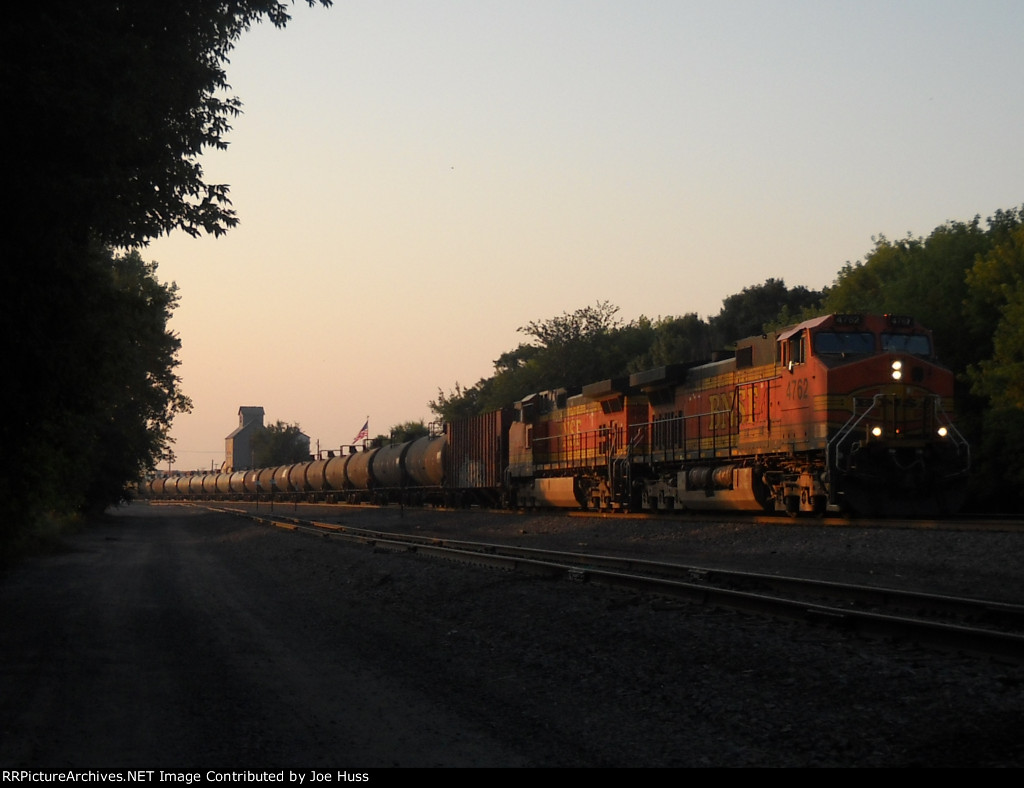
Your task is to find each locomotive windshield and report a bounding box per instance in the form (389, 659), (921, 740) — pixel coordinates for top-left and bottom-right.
(881, 333), (931, 356)
(813, 331), (875, 355)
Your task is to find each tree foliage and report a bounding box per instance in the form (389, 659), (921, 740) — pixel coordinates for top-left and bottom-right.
(2, 2), (331, 541)
(7, 1), (331, 248)
(820, 218), (995, 375)
(626, 313), (714, 372)
(432, 302), (657, 421)
(964, 219), (1024, 411)
(251, 421), (310, 468)
(431, 383), (487, 424)
(1, 245), (192, 530)
(507, 301), (631, 393)
(429, 288), (818, 423)
(710, 278), (823, 348)
(373, 421), (431, 448)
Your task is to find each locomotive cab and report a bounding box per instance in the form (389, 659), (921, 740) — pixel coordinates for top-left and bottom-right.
(786, 313), (969, 516)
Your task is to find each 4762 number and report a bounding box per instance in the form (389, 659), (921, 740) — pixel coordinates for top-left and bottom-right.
(786, 377), (810, 400)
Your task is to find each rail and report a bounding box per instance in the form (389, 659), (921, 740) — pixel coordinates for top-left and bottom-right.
(209, 503), (1024, 664)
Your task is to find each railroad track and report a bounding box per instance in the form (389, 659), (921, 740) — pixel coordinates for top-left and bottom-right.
(202, 503), (1024, 663)
(161, 494), (1024, 532)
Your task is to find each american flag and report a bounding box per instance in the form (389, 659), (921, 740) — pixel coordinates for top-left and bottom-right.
(352, 419), (369, 444)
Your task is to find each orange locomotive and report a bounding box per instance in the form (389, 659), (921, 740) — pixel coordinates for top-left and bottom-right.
(507, 313), (969, 517)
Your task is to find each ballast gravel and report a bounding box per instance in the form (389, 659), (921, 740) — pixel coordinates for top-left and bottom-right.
(240, 503), (1024, 767)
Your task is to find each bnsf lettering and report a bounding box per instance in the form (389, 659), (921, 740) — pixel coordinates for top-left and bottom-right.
(707, 385), (768, 430)
(562, 418), (584, 451)
(707, 392), (737, 430)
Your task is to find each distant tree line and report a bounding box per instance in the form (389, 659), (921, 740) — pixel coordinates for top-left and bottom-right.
(429, 284), (824, 420)
(430, 207), (1024, 512)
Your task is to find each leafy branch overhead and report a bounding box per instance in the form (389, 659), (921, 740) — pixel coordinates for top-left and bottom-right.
(7, 2), (331, 248)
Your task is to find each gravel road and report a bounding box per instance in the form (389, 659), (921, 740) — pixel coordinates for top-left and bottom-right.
(1, 502), (1022, 768)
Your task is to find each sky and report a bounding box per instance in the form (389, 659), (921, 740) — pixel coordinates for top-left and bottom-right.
(145, 0), (1024, 471)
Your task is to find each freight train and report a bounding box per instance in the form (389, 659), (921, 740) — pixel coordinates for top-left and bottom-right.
(141, 313), (970, 517)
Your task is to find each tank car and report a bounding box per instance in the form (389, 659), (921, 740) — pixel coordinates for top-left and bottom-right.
(404, 434), (447, 505)
(406, 435), (446, 487)
(319, 453), (352, 500)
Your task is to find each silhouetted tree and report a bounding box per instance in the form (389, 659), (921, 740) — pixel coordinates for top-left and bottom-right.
(711, 278), (823, 347)
(431, 382), (488, 424)
(7, 1), (331, 249)
(373, 421), (431, 447)
(251, 421), (310, 468)
(628, 313), (714, 371)
(2, 2), (331, 540)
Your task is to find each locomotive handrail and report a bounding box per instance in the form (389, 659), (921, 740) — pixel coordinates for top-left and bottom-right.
(531, 425), (611, 466)
(932, 395), (971, 470)
(630, 408), (736, 465)
(827, 394), (882, 458)
(627, 424), (646, 454)
(825, 393), (885, 507)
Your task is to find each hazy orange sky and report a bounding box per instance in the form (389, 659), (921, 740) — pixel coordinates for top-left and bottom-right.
(145, 1), (1024, 470)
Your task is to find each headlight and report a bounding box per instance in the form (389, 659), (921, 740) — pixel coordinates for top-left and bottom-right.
(871, 426), (883, 437)
(937, 426), (948, 437)
(891, 359), (903, 380)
